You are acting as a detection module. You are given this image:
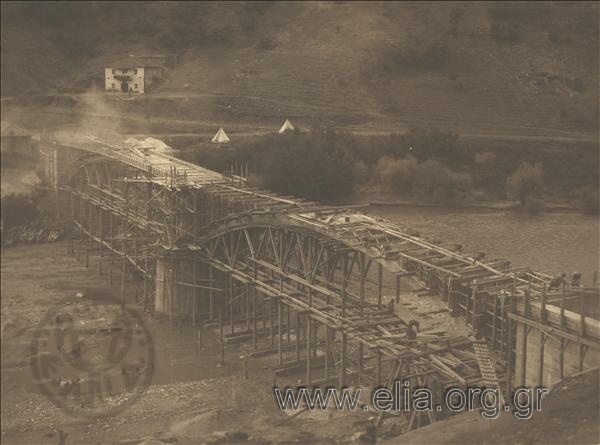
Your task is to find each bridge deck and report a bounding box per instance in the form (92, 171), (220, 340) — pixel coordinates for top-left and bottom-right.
(55, 132), (590, 307)
(53, 133), (598, 423)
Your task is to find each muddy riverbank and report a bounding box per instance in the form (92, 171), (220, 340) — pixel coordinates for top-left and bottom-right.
(1, 242), (386, 444)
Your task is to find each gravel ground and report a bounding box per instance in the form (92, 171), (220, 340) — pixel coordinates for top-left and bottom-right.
(1, 242), (387, 444)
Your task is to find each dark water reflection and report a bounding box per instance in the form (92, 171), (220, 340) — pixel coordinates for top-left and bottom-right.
(372, 205), (600, 286)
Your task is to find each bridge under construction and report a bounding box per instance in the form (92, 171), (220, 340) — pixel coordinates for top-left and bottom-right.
(41, 133), (599, 431)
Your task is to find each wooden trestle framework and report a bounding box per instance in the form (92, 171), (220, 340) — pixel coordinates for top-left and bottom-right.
(47, 135), (599, 431)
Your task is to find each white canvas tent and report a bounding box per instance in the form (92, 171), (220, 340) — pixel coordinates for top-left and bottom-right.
(278, 119), (295, 134)
(211, 127), (230, 144)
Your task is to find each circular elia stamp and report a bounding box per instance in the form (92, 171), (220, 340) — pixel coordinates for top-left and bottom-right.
(30, 298), (155, 418)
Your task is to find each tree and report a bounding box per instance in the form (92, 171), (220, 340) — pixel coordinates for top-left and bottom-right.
(377, 155), (472, 203)
(506, 162), (544, 206)
(0, 193), (38, 229)
(383, 128), (472, 168)
(577, 185), (599, 215)
(257, 133), (355, 202)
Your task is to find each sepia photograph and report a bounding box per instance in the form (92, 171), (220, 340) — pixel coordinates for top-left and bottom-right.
(1, 1), (598, 444)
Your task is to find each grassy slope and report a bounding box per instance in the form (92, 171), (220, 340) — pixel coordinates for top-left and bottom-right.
(1, 2), (598, 137)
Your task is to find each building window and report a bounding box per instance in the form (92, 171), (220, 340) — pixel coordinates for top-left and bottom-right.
(111, 83), (115, 88)
(112, 69), (115, 75)
(134, 83), (138, 89)
(133, 69), (137, 74)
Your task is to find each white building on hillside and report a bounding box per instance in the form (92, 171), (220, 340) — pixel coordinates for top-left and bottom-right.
(105, 66), (145, 93)
(105, 55), (168, 93)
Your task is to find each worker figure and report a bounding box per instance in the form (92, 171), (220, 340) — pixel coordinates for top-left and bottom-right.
(387, 299), (395, 314)
(548, 273), (567, 291)
(405, 320), (420, 340)
(571, 271), (582, 287)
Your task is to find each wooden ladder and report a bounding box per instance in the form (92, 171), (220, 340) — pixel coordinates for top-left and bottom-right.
(472, 340), (506, 406)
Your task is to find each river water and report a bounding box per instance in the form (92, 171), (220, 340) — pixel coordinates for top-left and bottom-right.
(371, 205), (600, 286)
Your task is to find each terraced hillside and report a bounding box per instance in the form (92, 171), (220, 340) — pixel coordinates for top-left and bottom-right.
(1, 2), (598, 137)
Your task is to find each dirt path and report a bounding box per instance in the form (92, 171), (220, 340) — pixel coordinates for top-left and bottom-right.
(3, 93), (598, 145)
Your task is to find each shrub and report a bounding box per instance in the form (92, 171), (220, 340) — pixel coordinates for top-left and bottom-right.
(416, 159), (473, 203)
(48, 31), (99, 59)
(490, 20), (523, 44)
(239, 1), (274, 37)
(524, 196), (545, 215)
(383, 41), (449, 74)
(571, 78), (585, 93)
(377, 156), (472, 203)
(184, 131), (357, 202)
(257, 36), (277, 50)
(255, 134), (355, 202)
(382, 128), (472, 168)
(474, 151), (496, 166)
(377, 155), (419, 193)
(353, 160), (371, 184)
(506, 162), (544, 206)
(0, 193), (38, 229)
(449, 5), (466, 36)
(488, 2), (537, 45)
(576, 186), (599, 215)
